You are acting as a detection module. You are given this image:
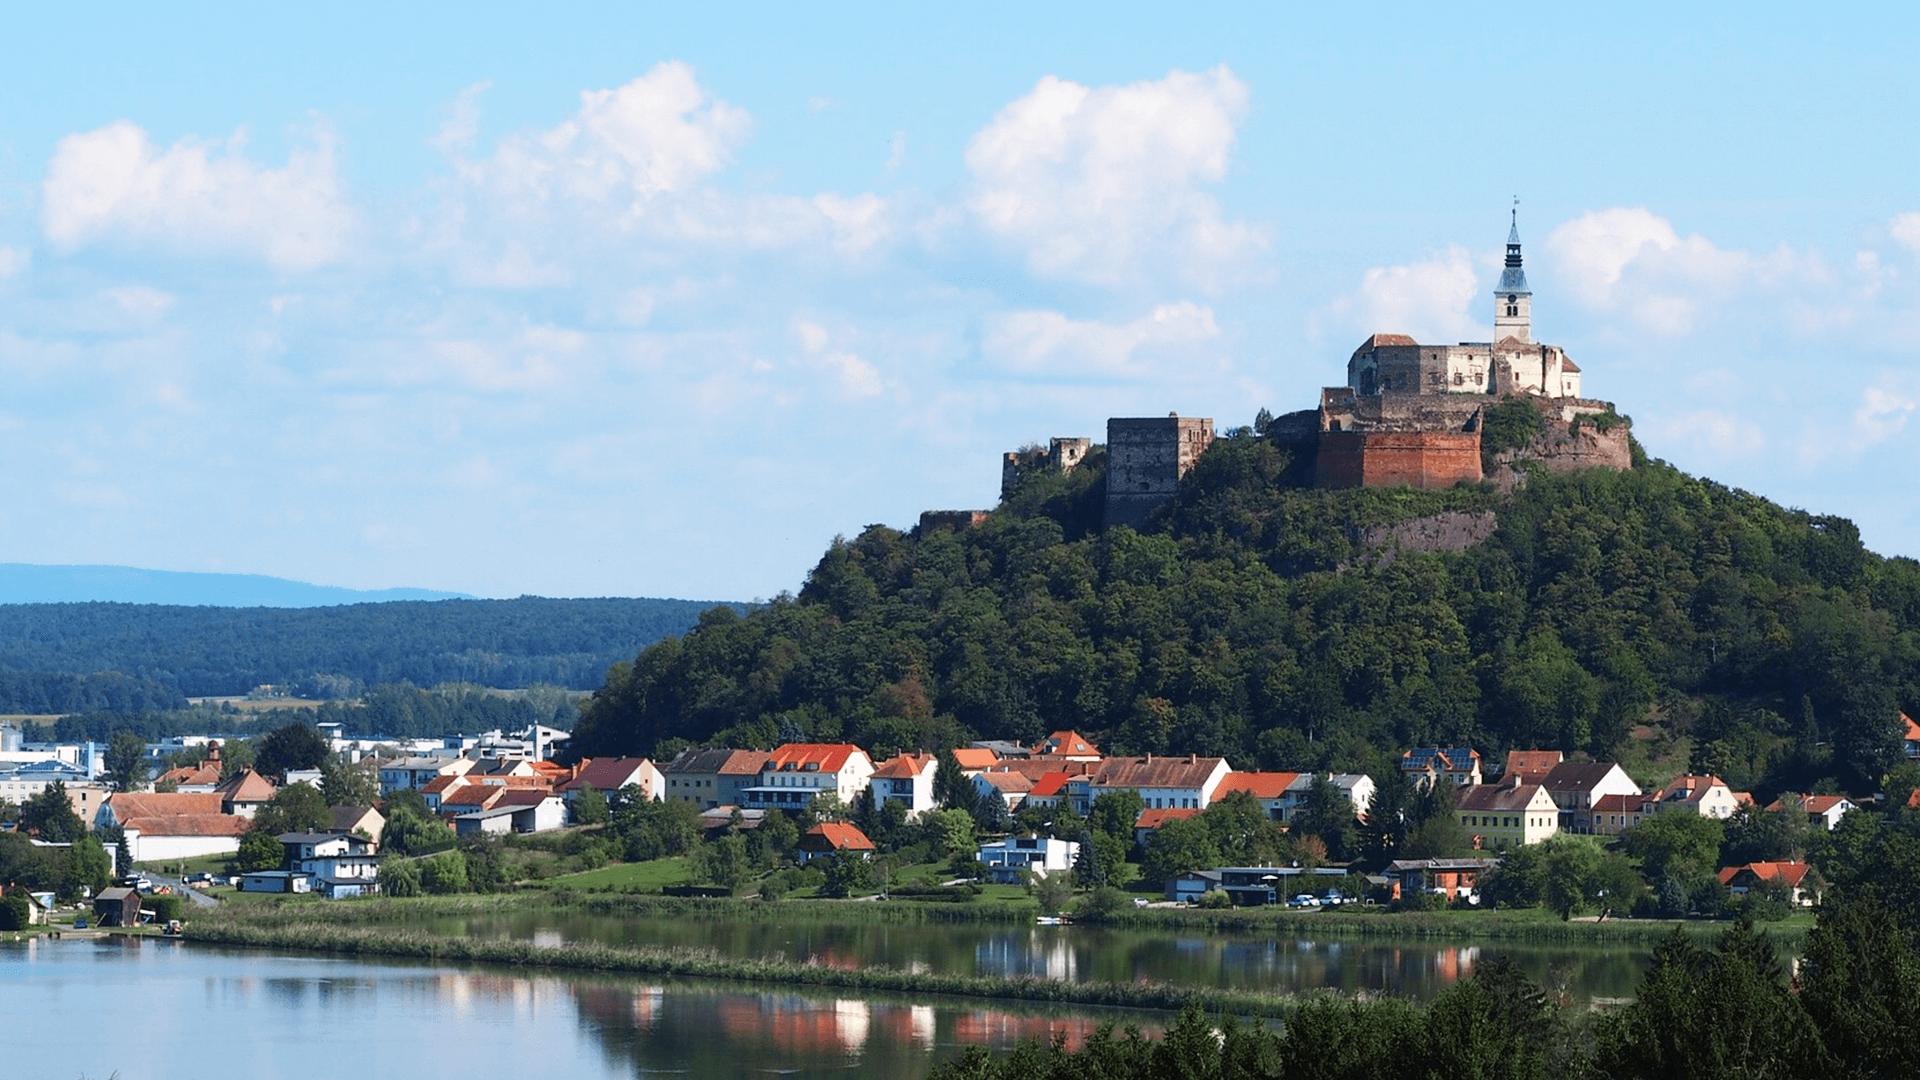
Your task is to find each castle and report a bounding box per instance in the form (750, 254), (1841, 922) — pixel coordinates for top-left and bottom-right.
(950, 213), (1631, 535)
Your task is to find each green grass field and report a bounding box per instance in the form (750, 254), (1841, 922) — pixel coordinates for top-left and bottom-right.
(533, 856), (694, 892)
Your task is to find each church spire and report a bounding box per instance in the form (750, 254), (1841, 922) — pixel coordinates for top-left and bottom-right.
(1494, 199), (1532, 343)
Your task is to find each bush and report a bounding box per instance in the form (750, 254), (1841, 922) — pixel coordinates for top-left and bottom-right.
(1197, 888), (1232, 909)
(0, 894), (31, 931)
(1073, 886), (1130, 924)
(145, 894), (185, 923)
(419, 851), (470, 895)
(382, 858), (421, 897)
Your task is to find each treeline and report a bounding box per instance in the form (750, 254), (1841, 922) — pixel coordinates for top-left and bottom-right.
(30, 683), (578, 743)
(573, 431), (1918, 800)
(0, 596), (734, 703)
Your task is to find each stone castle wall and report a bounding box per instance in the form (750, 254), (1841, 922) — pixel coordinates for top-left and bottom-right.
(1105, 415), (1214, 529)
(1316, 430), (1484, 489)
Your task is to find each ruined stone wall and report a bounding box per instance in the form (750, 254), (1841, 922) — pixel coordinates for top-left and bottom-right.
(917, 510), (990, 534)
(1105, 415), (1215, 529)
(1002, 436), (1093, 501)
(1317, 430), (1484, 489)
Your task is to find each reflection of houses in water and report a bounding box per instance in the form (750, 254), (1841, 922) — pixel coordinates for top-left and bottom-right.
(873, 1003), (937, 1049)
(953, 1011), (1105, 1051)
(532, 928), (564, 949)
(570, 983), (663, 1030)
(717, 993), (872, 1055)
(974, 931), (1077, 981)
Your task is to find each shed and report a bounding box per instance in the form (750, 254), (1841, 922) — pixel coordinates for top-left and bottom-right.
(92, 887), (142, 927)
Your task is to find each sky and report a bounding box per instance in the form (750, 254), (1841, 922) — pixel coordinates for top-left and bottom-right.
(3, 3), (1920, 602)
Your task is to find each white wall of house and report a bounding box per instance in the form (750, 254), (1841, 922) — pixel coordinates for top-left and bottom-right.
(127, 832), (242, 863)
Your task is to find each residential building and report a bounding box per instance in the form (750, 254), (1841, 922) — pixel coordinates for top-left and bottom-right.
(1384, 857), (1499, 901)
(153, 744), (227, 791)
(950, 748), (1000, 773)
(1456, 783), (1559, 847)
(97, 792), (250, 862)
(0, 759), (94, 803)
(1718, 861), (1820, 907)
(797, 822), (875, 863)
(1500, 750), (1563, 785)
(279, 831), (381, 898)
(661, 748), (773, 809)
(1537, 762), (1641, 834)
(976, 835), (1078, 882)
(869, 753), (938, 818)
(1083, 754), (1231, 813)
(1132, 806), (1201, 848)
(973, 770), (1034, 811)
(1031, 731), (1101, 762)
(1279, 772), (1378, 822)
(1400, 747), (1482, 789)
(1212, 772), (1301, 822)
(1021, 772), (1070, 810)
(1653, 775), (1744, 819)
(213, 769), (278, 818)
(378, 755), (474, 795)
(560, 757), (664, 807)
(1588, 793), (1655, 836)
(331, 805), (385, 844)
(1214, 866), (1346, 906)
(1763, 793), (1858, 832)
(739, 744), (876, 812)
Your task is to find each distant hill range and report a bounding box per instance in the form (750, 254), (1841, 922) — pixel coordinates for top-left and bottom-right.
(0, 564), (473, 607)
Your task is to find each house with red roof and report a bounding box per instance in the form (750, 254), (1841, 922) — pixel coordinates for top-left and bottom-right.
(560, 757), (664, 807)
(1132, 806), (1202, 848)
(97, 791), (251, 862)
(1213, 771), (1301, 822)
(1904, 713), (1920, 760)
(1500, 750), (1563, 786)
(974, 769), (1035, 811)
(1654, 775), (1743, 819)
(1456, 783), (1559, 848)
(950, 748), (1000, 773)
(1537, 761), (1641, 834)
(869, 753), (938, 818)
(1588, 792), (1656, 836)
(1084, 754), (1232, 814)
(662, 748), (775, 809)
(741, 744), (876, 812)
(1031, 731), (1102, 762)
(1763, 793), (1858, 832)
(154, 743), (228, 792)
(1718, 861), (1821, 907)
(1020, 771), (1071, 810)
(797, 822), (875, 862)
(214, 769), (278, 818)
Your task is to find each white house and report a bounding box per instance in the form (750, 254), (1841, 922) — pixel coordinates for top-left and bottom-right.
(1457, 783), (1560, 847)
(1654, 775), (1744, 819)
(738, 744), (875, 812)
(379, 755), (474, 795)
(976, 836), (1079, 883)
(1537, 762), (1642, 834)
(97, 792), (249, 862)
(1077, 755), (1230, 814)
(869, 753), (938, 818)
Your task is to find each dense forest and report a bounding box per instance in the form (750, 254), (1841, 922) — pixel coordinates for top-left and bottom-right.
(0, 596), (734, 706)
(572, 424), (1919, 801)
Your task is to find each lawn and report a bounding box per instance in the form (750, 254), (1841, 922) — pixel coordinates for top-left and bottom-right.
(533, 856), (693, 892)
(133, 853), (237, 879)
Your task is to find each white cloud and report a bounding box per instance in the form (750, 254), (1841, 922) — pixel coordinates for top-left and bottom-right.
(1853, 386), (1917, 448)
(105, 285), (176, 322)
(964, 67), (1264, 286)
(1637, 408), (1767, 463)
(1315, 245), (1484, 345)
(983, 301), (1220, 379)
(433, 82), (490, 154)
(793, 318), (883, 398)
(0, 246), (29, 278)
(1890, 212), (1920, 255)
(41, 119), (354, 271)
(1542, 207), (1802, 335)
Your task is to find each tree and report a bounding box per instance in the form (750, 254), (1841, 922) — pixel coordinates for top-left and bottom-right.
(934, 751), (980, 817)
(254, 722), (329, 780)
(1087, 790), (1147, 851)
(319, 753), (379, 808)
(1618, 811), (1725, 883)
(381, 857), (421, 897)
(19, 782), (85, 842)
(380, 789), (451, 856)
(219, 738), (258, 781)
(572, 783), (609, 825)
(818, 850), (872, 898)
(419, 850), (470, 894)
(251, 783), (332, 837)
(1142, 816), (1221, 886)
(692, 830), (752, 893)
(103, 731), (148, 792)
(1293, 776), (1358, 862)
(1073, 833), (1107, 889)
(61, 836), (112, 899)
(235, 830), (285, 872)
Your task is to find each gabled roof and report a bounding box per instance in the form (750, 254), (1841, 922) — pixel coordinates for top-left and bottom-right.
(1592, 793), (1651, 814)
(214, 769), (278, 804)
(950, 748), (999, 771)
(494, 789), (560, 807)
(1502, 750), (1563, 784)
(871, 752), (937, 780)
(1214, 772), (1301, 800)
(1540, 762), (1632, 795)
(976, 771), (1034, 794)
(1764, 793), (1854, 815)
(1091, 755), (1226, 791)
(561, 757), (657, 794)
(1904, 713), (1920, 743)
(439, 785), (503, 809)
(1134, 807), (1201, 831)
(1559, 357), (1581, 373)
(1026, 772), (1070, 798)
(1457, 783), (1550, 813)
(1401, 747), (1480, 773)
(108, 792), (224, 818)
(1352, 333), (1420, 355)
(763, 743), (866, 774)
(1659, 775), (1731, 804)
(1718, 861), (1812, 888)
(420, 775), (465, 796)
(331, 805), (381, 832)
(155, 760), (224, 788)
(1032, 731), (1100, 758)
(801, 822), (874, 852)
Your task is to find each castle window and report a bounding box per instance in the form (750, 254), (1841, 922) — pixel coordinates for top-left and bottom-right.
(1453, 372), (1463, 386)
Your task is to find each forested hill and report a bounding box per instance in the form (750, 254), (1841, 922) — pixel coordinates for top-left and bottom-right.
(572, 429), (1920, 802)
(0, 596), (738, 707)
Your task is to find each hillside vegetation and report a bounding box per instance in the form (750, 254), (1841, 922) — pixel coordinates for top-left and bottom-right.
(574, 430), (1920, 800)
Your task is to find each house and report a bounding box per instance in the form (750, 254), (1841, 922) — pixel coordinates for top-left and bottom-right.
(238, 870), (312, 894)
(1278, 772), (1378, 822)
(493, 790), (567, 833)
(1084, 754), (1231, 813)
(976, 835), (1078, 882)
(438, 782), (506, 817)
(1763, 793), (1858, 832)
(1031, 731), (1102, 762)
(740, 744), (876, 812)
(92, 887), (143, 926)
(1384, 858), (1499, 901)
(277, 831), (381, 898)
(213, 769), (278, 818)
(973, 770), (1035, 812)
(1456, 783), (1559, 847)
(97, 792), (250, 862)
(1537, 762), (1641, 834)
(153, 744), (227, 791)
(797, 822), (875, 863)
(452, 806), (521, 838)
(970, 740), (1031, 760)
(1588, 793), (1656, 836)
(61, 782), (110, 832)
(379, 755), (474, 795)
(1904, 714), (1920, 760)
(950, 748), (1000, 774)
(869, 753), (939, 819)
(1653, 775), (1744, 819)
(559, 757), (663, 808)
(697, 806), (769, 837)
(1214, 866), (1346, 906)
(0, 759), (95, 803)
(1400, 747), (1483, 789)
(1212, 772), (1301, 822)
(1500, 750), (1563, 785)
(1165, 869), (1222, 903)
(1132, 806), (1202, 848)
(1021, 772), (1070, 810)
(1718, 861), (1820, 907)
(662, 748), (774, 809)
(331, 804), (385, 844)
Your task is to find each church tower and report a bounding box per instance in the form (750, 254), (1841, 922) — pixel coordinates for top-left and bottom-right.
(1494, 206), (1532, 344)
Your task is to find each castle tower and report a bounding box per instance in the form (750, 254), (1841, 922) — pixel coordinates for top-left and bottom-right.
(1493, 206), (1532, 344)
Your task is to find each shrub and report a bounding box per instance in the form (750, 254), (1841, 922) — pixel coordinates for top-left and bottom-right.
(1197, 888), (1232, 909)
(0, 894), (32, 931)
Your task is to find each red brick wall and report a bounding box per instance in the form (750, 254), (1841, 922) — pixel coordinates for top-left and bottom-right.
(1316, 431), (1482, 490)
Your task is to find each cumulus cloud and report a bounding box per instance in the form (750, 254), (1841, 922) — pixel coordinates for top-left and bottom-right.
(1890, 212), (1920, 255)
(964, 67), (1263, 287)
(1542, 207), (1803, 334)
(983, 301), (1220, 379)
(793, 318), (883, 398)
(41, 119), (354, 271)
(1315, 246), (1484, 344)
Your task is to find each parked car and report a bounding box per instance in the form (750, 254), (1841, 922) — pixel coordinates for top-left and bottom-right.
(1319, 889), (1348, 907)
(1132, 897), (1151, 908)
(1287, 894), (1322, 909)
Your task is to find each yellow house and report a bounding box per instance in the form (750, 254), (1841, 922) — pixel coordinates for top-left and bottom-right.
(1456, 783), (1559, 848)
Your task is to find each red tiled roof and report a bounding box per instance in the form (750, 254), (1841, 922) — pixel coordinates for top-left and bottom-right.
(440, 786), (503, 809)
(109, 792), (224, 819)
(1133, 807), (1201, 831)
(1352, 333), (1419, 353)
(214, 769), (278, 803)
(562, 757), (656, 794)
(121, 814), (251, 838)
(1904, 713), (1920, 743)
(1027, 772), (1070, 798)
(1559, 357), (1582, 373)
(1457, 784), (1548, 812)
(1718, 861), (1812, 888)
(1592, 793), (1649, 814)
(976, 759), (1098, 781)
(763, 743), (863, 774)
(421, 775), (464, 795)
(950, 748), (999, 770)
(1032, 731), (1100, 758)
(871, 753), (936, 780)
(1502, 750), (1563, 783)
(1091, 756), (1225, 791)
(1215, 772), (1300, 800)
(803, 822), (874, 852)
(155, 761), (224, 787)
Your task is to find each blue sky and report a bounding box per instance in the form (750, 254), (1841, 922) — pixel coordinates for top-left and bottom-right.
(3, 3), (1919, 601)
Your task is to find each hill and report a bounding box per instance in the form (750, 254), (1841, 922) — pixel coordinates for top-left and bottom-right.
(0, 564), (472, 607)
(0, 596), (738, 707)
(571, 429), (1920, 801)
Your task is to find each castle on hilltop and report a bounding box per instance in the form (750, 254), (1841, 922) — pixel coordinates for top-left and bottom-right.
(953, 213), (1631, 535)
